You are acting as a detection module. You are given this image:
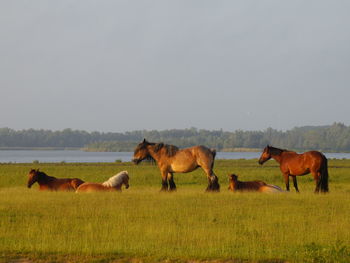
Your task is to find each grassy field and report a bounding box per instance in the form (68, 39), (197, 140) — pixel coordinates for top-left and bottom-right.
(1, 159), (350, 262)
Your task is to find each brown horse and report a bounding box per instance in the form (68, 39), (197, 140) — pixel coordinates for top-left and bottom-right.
(132, 139), (219, 191)
(258, 145), (329, 193)
(76, 171), (129, 193)
(27, 169), (84, 191)
(228, 174), (283, 193)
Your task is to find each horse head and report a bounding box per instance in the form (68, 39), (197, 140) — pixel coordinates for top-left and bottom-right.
(228, 174), (238, 191)
(258, 145), (272, 165)
(27, 169), (39, 188)
(123, 173), (130, 189)
(132, 138), (151, 164)
(228, 174), (238, 182)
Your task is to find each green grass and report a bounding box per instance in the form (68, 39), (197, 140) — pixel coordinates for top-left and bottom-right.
(1, 159), (350, 262)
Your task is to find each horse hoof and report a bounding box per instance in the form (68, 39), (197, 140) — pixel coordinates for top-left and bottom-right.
(205, 185), (212, 192)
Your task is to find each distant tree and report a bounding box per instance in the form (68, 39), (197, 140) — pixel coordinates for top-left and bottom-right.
(1, 123), (350, 152)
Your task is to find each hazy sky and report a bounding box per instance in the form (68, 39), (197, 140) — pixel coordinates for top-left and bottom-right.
(1, 1), (349, 132)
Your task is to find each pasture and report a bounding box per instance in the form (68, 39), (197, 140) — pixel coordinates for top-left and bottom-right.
(1, 159), (350, 262)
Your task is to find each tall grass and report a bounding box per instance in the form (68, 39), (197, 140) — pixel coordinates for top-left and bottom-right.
(1, 160), (350, 262)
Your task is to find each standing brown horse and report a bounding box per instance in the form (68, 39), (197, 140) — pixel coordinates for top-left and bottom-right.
(27, 169), (85, 191)
(258, 145), (329, 193)
(132, 139), (219, 191)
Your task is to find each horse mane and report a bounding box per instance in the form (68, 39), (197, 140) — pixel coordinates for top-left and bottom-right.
(268, 146), (291, 155)
(154, 143), (179, 157)
(32, 169), (50, 179)
(102, 171), (129, 187)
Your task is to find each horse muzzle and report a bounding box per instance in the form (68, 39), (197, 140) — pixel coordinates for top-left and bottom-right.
(132, 158), (141, 165)
(125, 184), (129, 189)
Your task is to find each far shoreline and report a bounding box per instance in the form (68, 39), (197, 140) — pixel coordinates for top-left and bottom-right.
(1, 147), (350, 153)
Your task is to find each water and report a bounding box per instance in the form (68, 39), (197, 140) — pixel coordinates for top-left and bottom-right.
(0, 150), (349, 163)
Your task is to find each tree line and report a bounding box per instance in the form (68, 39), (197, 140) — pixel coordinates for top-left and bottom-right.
(0, 123), (350, 152)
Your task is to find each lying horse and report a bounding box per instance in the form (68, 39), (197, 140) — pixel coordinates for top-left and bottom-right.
(228, 174), (283, 193)
(27, 169), (84, 191)
(132, 139), (219, 192)
(258, 145), (329, 193)
(76, 171), (129, 192)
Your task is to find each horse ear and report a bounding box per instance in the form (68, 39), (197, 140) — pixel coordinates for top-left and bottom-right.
(143, 138), (147, 143)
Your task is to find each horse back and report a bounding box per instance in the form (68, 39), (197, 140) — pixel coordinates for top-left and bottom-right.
(238, 181), (266, 191)
(191, 145), (216, 163)
(54, 178), (81, 191)
(76, 183), (118, 192)
(38, 178), (74, 191)
(167, 145), (215, 173)
(281, 150), (325, 174)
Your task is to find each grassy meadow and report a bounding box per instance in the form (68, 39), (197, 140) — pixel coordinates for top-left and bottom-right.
(1, 159), (350, 262)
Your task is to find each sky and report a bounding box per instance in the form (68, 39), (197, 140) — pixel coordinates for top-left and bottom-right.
(0, 1), (349, 132)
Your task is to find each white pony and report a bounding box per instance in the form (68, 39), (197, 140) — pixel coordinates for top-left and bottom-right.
(76, 171), (129, 192)
(102, 171), (129, 188)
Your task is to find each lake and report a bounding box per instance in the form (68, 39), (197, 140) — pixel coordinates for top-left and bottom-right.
(0, 150), (350, 163)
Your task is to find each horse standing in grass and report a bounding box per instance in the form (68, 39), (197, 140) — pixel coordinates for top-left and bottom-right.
(76, 171), (129, 192)
(27, 169), (84, 191)
(132, 139), (219, 192)
(228, 174), (283, 193)
(258, 145), (329, 193)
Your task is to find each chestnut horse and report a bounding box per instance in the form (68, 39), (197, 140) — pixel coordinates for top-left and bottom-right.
(132, 139), (219, 192)
(76, 171), (129, 192)
(27, 169), (84, 191)
(228, 174), (283, 193)
(258, 145), (329, 193)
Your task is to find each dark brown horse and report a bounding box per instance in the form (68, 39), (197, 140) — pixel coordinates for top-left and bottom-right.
(258, 145), (329, 193)
(27, 169), (85, 191)
(132, 139), (219, 191)
(228, 174), (283, 193)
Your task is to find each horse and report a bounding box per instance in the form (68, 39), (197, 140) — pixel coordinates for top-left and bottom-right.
(26, 169), (85, 191)
(76, 171), (129, 192)
(228, 174), (283, 193)
(132, 139), (220, 192)
(258, 145), (329, 193)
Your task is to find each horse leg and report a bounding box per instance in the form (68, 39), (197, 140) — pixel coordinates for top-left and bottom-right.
(312, 172), (321, 193)
(292, 176), (299, 193)
(168, 173), (176, 191)
(283, 173), (290, 191)
(203, 168), (219, 192)
(205, 177), (212, 192)
(211, 172), (220, 191)
(160, 171), (169, 191)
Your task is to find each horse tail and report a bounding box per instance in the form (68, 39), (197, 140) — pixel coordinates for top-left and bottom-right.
(210, 148), (216, 169)
(320, 155), (329, 193)
(210, 148), (216, 159)
(265, 184), (284, 192)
